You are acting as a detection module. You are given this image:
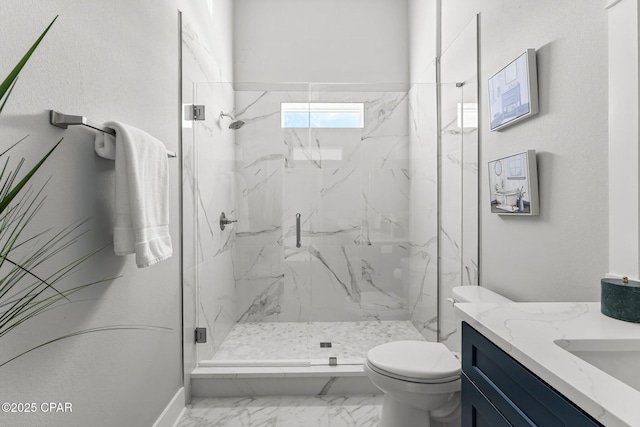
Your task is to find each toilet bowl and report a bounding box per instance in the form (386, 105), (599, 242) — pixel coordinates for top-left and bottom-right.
(364, 286), (512, 427)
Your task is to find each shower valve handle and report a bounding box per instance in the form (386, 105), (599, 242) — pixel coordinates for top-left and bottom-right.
(220, 212), (237, 230)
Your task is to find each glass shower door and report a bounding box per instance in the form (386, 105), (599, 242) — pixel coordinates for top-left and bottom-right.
(229, 84), (314, 365)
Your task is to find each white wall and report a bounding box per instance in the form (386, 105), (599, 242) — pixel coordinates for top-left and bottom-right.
(438, 0), (608, 302)
(234, 0), (409, 84)
(0, 1), (202, 426)
(409, 0), (438, 84)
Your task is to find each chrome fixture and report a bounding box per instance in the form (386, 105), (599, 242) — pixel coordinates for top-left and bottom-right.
(49, 110), (176, 158)
(219, 111), (245, 130)
(219, 212), (237, 230)
(295, 213), (301, 248)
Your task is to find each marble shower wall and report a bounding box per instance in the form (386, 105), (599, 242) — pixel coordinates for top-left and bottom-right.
(407, 81), (439, 342)
(192, 82), (238, 361)
(233, 86), (411, 323)
(407, 16), (479, 348)
(182, 12), (237, 363)
(438, 16), (479, 352)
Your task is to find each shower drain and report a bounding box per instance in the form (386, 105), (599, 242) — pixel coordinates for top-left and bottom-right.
(320, 342), (332, 348)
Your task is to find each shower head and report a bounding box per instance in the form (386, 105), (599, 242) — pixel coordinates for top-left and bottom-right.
(228, 120), (245, 130)
(220, 111), (245, 130)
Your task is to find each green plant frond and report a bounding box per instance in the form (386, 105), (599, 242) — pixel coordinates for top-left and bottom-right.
(0, 195), (89, 305)
(0, 324), (172, 368)
(0, 77), (19, 117)
(6, 217), (93, 281)
(0, 226), (91, 304)
(0, 158), (25, 202)
(0, 157), (10, 190)
(0, 187), (47, 277)
(0, 16), (58, 101)
(0, 135), (29, 159)
(1, 274), (117, 314)
(0, 238), (109, 324)
(1, 224), (53, 256)
(0, 278), (42, 308)
(0, 184), (49, 257)
(0, 138), (62, 217)
(0, 277), (115, 337)
(0, 16), (134, 368)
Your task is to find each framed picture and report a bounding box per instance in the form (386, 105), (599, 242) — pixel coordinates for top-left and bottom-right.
(488, 49), (539, 131)
(488, 150), (539, 215)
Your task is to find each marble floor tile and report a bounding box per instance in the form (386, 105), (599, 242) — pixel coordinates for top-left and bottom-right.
(209, 320), (425, 364)
(176, 395), (381, 427)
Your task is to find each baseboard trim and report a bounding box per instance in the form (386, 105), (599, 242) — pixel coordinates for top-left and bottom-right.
(152, 387), (186, 427)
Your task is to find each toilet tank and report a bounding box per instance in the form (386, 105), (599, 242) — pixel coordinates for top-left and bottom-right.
(452, 286), (512, 303)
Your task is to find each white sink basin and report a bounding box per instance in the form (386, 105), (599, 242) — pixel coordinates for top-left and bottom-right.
(554, 339), (640, 392)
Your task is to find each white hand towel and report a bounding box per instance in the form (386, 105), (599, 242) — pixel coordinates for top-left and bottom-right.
(97, 121), (173, 268)
(94, 132), (116, 160)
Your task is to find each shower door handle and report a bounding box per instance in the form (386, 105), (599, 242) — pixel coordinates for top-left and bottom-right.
(296, 213), (301, 248)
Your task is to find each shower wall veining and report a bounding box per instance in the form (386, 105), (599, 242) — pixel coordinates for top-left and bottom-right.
(233, 88), (411, 324)
(181, 3), (236, 395)
(190, 0), (479, 363)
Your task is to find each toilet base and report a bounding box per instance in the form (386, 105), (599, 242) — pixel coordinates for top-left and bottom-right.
(380, 394), (432, 427)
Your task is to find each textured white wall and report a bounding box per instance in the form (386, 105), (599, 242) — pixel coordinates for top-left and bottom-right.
(409, 0), (438, 84)
(0, 1), (199, 426)
(234, 0), (409, 84)
(441, 0), (608, 302)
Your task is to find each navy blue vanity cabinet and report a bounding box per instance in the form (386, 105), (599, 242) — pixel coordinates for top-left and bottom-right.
(461, 322), (603, 427)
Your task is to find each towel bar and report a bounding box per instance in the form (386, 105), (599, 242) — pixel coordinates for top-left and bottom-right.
(49, 110), (177, 158)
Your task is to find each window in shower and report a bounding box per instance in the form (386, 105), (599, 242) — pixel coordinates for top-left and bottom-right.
(281, 102), (364, 128)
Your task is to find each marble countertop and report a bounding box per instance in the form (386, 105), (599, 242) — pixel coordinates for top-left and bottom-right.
(455, 302), (640, 427)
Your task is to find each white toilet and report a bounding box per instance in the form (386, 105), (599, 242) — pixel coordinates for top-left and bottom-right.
(364, 286), (512, 427)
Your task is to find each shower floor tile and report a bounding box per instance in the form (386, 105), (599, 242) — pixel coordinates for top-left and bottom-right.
(176, 395), (383, 427)
(209, 320), (425, 363)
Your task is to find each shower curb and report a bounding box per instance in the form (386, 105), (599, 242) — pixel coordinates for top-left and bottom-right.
(191, 365), (379, 397)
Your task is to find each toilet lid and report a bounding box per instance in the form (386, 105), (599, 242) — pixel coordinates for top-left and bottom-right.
(366, 340), (460, 382)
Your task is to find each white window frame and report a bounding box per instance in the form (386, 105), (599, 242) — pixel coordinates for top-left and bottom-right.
(281, 102), (365, 128)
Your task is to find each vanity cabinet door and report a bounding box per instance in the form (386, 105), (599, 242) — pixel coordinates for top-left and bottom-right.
(462, 374), (511, 427)
(461, 322), (602, 427)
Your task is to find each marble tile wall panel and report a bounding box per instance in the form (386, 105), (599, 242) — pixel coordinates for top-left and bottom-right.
(461, 79), (479, 289)
(313, 167), (362, 246)
(197, 253), (238, 360)
(408, 83), (439, 342)
(233, 89), (412, 324)
(439, 16), (479, 352)
(234, 244), (285, 322)
(182, 13), (239, 386)
(183, 11), (238, 363)
(192, 82), (238, 361)
(439, 82), (464, 351)
(362, 168), (410, 244)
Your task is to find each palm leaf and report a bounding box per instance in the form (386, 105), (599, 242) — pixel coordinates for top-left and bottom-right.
(0, 138), (63, 217)
(0, 16), (173, 369)
(0, 16), (57, 102)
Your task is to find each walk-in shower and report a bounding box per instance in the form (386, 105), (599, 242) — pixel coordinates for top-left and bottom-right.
(182, 16), (479, 373)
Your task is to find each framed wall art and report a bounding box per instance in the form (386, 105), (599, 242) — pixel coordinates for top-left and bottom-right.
(488, 150), (539, 215)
